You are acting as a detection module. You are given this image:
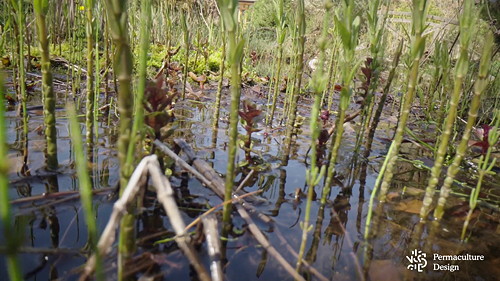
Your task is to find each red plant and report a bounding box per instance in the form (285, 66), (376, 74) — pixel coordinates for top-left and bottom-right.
(472, 124), (493, 154)
(144, 74), (177, 137)
(239, 100), (263, 161)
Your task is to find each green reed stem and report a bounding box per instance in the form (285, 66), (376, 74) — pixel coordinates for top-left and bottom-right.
(34, 0), (58, 171)
(296, 1), (331, 272)
(461, 111), (499, 241)
(0, 74), (22, 281)
(379, 0), (429, 201)
(213, 25), (226, 129)
(85, 0), (96, 144)
(126, 0), (151, 167)
(420, 0), (475, 219)
(325, 26), (340, 109)
(364, 142), (395, 240)
(365, 40), (404, 156)
(282, 0), (305, 165)
(102, 1), (135, 279)
(67, 104), (103, 281)
(322, 0), (361, 199)
(434, 33), (494, 220)
(354, 0), (388, 152)
(217, 0), (244, 225)
(181, 11), (189, 100)
(93, 5), (100, 139)
(12, 0), (27, 127)
(267, 0), (286, 126)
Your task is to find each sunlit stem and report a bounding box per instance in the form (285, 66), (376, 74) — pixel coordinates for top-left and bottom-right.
(34, 0), (58, 171)
(434, 33), (494, 220)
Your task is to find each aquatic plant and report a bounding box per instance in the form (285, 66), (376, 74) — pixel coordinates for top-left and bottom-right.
(34, 0), (58, 171)
(378, 0), (429, 201)
(461, 110), (499, 241)
(364, 40), (404, 156)
(0, 74), (22, 281)
(216, 0), (245, 224)
(239, 100), (263, 161)
(322, 0), (361, 199)
(181, 10), (190, 100)
(282, 0), (305, 165)
(296, 0), (331, 271)
(354, 0), (388, 152)
(212, 25), (226, 129)
(67, 104), (103, 280)
(85, 0), (96, 145)
(126, 0), (152, 165)
(420, 0), (475, 219)
(266, 0), (287, 126)
(102, 0), (135, 279)
(434, 32), (495, 220)
(10, 0), (27, 122)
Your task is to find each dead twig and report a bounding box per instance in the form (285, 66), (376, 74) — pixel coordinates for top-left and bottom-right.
(202, 214), (224, 281)
(80, 156), (211, 281)
(154, 139), (329, 281)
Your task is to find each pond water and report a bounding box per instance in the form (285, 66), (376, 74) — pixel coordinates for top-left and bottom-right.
(1, 72), (499, 280)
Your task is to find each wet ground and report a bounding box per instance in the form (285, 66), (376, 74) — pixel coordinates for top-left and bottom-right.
(1, 70), (499, 280)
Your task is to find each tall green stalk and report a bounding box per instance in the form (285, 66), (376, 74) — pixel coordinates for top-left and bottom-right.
(282, 0), (305, 164)
(434, 32), (494, 220)
(102, 1), (135, 279)
(67, 105), (103, 281)
(213, 25), (226, 129)
(126, 0), (151, 168)
(378, 0), (429, 201)
(85, 0), (96, 145)
(322, 0), (361, 200)
(181, 11), (189, 100)
(419, 0), (475, 219)
(267, 0), (286, 126)
(102, 0), (134, 192)
(34, 0), (58, 171)
(0, 74), (22, 281)
(296, 0), (331, 271)
(354, 0), (388, 152)
(216, 0), (244, 225)
(461, 111), (499, 241)
(11, 0), (27, 124)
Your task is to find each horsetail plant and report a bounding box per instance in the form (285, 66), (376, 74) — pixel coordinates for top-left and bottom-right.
(461, 110), (499, 241)
(322, 0), (361, 200)
(181, 10), (189, 100)
(434, 32), (495, 220)
(325, 25), (340, 109)
(379, 0), (429, 201)
(419, 0), (475, 219)
(67, 104), (103, 281)
(213, 24), (226, 129)
(0, 74), (22, 281)
(267, 0), (287, 126)
(216, 0), (245, 225)
(34, 0), (58, 171)
(282, 0), (305, 165)
(126, 0), (151, 169)
(355, 0), (388, 152)
(11, 0), (27, 122)
(365, 40), (404, 157)
(296, 0), (331, 271)
(102, 0), (135, 279)
(85, 0), (96, 145)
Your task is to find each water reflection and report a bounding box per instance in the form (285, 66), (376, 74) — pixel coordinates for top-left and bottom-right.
(1, 91), (499, 280)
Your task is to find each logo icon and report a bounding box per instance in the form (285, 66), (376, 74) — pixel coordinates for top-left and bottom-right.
(406, 249), (427, 272)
